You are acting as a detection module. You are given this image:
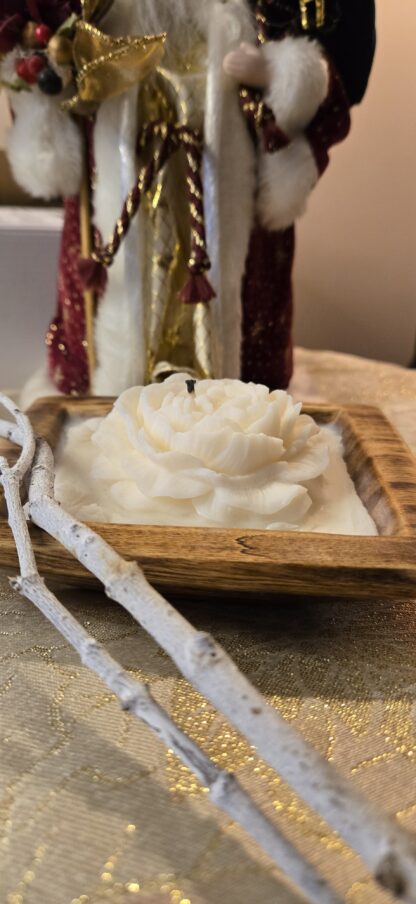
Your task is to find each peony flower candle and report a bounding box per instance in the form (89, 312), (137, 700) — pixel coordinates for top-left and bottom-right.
(55, 374), (377, 535)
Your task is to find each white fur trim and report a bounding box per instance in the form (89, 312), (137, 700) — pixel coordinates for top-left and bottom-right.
(204, 1), (256, 379)
(256, 135), (319, 231)
(6, 90), (82, 200)
(92, 89), (145, 395)
(262, 36), (329, 136)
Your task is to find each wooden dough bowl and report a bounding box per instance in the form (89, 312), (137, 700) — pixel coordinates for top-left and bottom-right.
(1, 396), (416, 600)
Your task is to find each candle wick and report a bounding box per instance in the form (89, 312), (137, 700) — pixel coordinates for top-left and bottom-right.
(186, 380), (197, 395)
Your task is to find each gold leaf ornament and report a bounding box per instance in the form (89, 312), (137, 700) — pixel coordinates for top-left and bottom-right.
(64, 21), (166, 114)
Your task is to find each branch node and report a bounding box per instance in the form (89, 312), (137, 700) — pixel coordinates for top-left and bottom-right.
(375, 852), (408, 897)
(186, 632), (223, 669)
(210, 770), (237, 804)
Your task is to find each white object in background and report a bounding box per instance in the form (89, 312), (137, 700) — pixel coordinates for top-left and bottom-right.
(0, 207), (63, 389)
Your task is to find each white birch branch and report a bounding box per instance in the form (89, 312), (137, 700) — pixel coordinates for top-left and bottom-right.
(0, 418), (23, 448)
(26, 436), (416, 902)
(0, 413), (339, 904)
(0, 398), (35, 481)
(2, 395), (416, 901)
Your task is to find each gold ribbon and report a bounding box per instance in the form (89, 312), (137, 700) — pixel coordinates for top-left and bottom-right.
(64, 21), (166, 115)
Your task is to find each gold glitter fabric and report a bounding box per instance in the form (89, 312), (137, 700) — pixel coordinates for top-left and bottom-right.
(2, 350), (416, 904)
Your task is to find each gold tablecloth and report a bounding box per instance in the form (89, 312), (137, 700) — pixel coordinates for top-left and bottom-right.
(2, 348), (416, 904)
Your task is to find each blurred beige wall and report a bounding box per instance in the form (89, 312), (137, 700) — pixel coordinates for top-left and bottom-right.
(294, 0), (416, 365)
(1, 3), (415, 364)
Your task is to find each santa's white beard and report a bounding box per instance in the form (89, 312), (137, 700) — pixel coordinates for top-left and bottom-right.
(128, 0), (217, 55)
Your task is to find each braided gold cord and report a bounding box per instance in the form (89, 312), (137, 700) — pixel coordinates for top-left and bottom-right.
(186, 176), (202, 201)
(83, 116), (214, 370)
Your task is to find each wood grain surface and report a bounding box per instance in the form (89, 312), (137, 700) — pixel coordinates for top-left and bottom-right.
(1, 395), (416, 599)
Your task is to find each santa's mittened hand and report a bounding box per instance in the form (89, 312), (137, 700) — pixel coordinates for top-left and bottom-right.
(223, 43), (270, 89)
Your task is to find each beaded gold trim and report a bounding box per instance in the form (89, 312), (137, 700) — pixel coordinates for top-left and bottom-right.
(299, 0), (326, 30)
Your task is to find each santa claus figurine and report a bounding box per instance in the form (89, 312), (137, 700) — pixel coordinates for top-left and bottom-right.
(1, 0), (376, 401)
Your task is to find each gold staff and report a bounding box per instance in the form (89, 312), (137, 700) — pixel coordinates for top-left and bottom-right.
(79, 121), (96, 386)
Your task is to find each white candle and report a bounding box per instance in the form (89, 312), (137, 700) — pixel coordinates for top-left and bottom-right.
(55, 374), (377, 534)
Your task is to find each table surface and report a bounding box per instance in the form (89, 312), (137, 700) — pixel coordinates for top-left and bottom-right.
(2, 348), (416, 904)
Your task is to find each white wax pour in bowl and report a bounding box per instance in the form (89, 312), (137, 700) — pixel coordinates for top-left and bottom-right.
(54, 374), (378, 536)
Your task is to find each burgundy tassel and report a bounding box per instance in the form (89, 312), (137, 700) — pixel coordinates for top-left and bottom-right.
(180, 272), (216, 305)
(78, 256), (107, 291)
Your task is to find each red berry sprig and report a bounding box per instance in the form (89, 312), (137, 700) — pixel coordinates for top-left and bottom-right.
(15, 54), (47, 85)
(12, 20), (71, 94)
(34, 24), (52, 47)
